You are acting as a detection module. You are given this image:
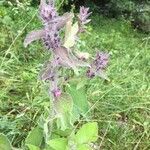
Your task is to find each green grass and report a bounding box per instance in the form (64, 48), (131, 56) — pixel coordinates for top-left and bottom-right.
(0, 6), (150, 149)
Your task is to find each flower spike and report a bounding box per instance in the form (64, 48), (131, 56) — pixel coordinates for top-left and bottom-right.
(87, 52), (109, 80)
(24, 1), (109, 100)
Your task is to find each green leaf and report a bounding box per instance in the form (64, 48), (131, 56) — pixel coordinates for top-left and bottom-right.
(48, 138), (68, 150)
(75, 122), (98, 144)
(25, 126), (43, 147)
(77, 144), (92, 150)
(67, 84), (89, 115)
(54, 129), (72, 137)
(27, 144), (40, 150)
(55, 94), (73, 130)
(0, 133), (11, 150)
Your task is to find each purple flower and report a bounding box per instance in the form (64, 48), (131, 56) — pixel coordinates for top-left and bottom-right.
(40, 0), (57, 23)
(40, 46), (90, 99)
(43, 25), (61, 50)
(86, 69), (95, 78)
(52, 88), (62, 98)
(78, 6), (92, 25)
(24, 0), (61, 50)
(94, 52), (109, 70)
(24, 0), (73, 50)
(24, 1), (85, 100)
(24, 1), (109, 100)
(87, 52), (109, 80)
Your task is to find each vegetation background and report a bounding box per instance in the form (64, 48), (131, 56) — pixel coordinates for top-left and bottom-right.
(0, 0), (150, 149)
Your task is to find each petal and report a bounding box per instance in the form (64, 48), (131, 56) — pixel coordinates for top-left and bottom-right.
(86, 12), (92, 18)
(24, 29), (45, 47)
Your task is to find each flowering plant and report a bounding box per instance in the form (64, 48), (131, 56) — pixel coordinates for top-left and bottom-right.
(23, 0), (109, 148)
(0, 0), (110, 150)
(24, 0), (109, 101)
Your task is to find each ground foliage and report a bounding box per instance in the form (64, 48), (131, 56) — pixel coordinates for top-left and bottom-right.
(0, 1), (150, 150)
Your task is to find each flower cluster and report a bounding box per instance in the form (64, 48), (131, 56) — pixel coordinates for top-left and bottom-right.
(40, 0), (57, 23)
(24, 1), (72, 50)
(43, 26), (61, 50)
(78, 6), (92, 32)
(78, 6), (92, 25)
(39, 0), (61, 50)
(24, 0), (109, 99)
(87, 52), (109, 79)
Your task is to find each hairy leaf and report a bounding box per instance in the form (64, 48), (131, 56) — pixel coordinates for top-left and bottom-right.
(75, 122), (98, 144)
(24, 29), (45, 47)
(25, 126), (43, 147)
(67, 84), (89, 115)
(48, 138), (68, 150)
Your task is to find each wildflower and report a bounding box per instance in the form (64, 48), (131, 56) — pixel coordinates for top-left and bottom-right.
(87, 52), (109, 80)
(24, 0), (73, 50)
(24, 1), (109, 100)
(43, 25), (61, 50)
(52, 88), (62, 98)
(40, 0), (57, 23)
(78, 6), (92, 25)
(94, 52), (109, 70)
(86, 69), (95, 78)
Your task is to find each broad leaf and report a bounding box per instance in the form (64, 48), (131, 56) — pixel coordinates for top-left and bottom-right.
(0, 134), (11, 150)
(67, 84), (89, 115)
(54, 129), (72, 137)
(48, 138), (68, 150)
(27, 144), (40, 150)
(77, 144), (92, 150)
(75, 122), (98, 144)
(25, 126), (43, 147)
(55, 94), (73, 130)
